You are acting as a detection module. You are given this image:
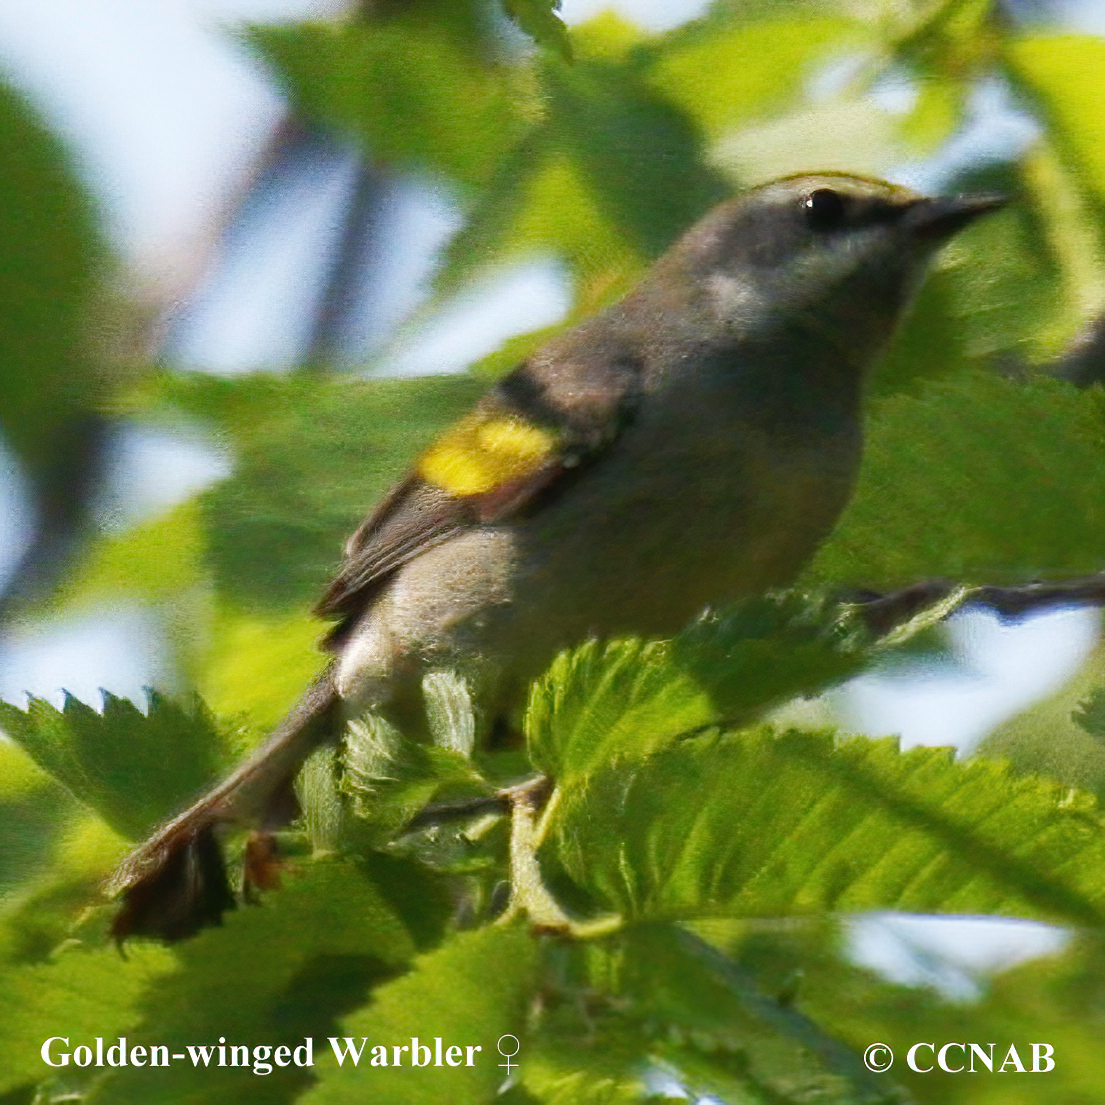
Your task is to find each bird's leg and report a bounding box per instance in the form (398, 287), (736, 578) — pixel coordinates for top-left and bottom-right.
(242, 831), (283, 903)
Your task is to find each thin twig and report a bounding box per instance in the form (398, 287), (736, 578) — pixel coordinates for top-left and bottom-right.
(301, 153), (380, 373)
(850, 573), (1105, 637)
(405, 793), (510, 830)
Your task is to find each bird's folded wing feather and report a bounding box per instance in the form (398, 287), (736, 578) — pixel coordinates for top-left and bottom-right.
(315, 350), (644, 640)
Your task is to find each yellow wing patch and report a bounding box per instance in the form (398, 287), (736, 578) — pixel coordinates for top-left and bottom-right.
(417, 413), (559, 496)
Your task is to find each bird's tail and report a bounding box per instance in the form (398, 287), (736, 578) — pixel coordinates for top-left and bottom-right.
(108, 671), (339, 942)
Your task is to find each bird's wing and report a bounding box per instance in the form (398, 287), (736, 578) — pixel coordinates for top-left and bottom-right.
(315, 347), (644, 641)
(111, 348), (643, 942)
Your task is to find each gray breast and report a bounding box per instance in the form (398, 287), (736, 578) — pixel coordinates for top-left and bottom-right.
(506, 372), (860, 648)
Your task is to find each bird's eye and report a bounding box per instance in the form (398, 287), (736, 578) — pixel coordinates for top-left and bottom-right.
(803, 188), (846, 230)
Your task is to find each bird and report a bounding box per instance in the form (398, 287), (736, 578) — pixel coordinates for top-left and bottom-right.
(109, 172), (1004, 941)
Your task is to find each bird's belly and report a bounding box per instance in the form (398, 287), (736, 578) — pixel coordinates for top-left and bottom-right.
(336, 424), (858, 722)
(506, 425), (857, 651)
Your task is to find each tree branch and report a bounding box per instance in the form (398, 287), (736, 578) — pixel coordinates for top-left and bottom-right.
(850, 574), (1105, 636)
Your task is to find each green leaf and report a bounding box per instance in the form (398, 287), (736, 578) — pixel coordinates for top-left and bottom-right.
(646, 17), (866, 141)
(0, 742), (76, 898)
(867, 267), (973, 397)
(525, 636), (713, 787)
(512, 923), (898, 1104)
(667, 903), (1105, 1104)
(491, 150), (644, 305)
(898, 76), (966, 155)
(354, 852), (456, 953)
(1005, 35), (1105, 211)
(244, 21), (524, 187)
(978, 639), (1105, 795)
(540, 57), (728, 263)
(91, 860), (414, 1105)
(806, 372), (1105, 590)
(0, 691), (226, 841)
(893, 0), (999, 88)
(1019, 143), (1105, 354)
(610, 925), (895, 1104)
(441, 52), (727, 309)
(502, 0), (572, 61)
(526, 595), (872, 789)
(516, 1059), (644, 1104)
(342, 713), (487, 843)
(49, 500), (207, 611)
(200, 606), (324, 730)
(149, 372), (486, 612)
(938, 189), (1066, 361)
(791, 920), (1105, 1104)
(671, 595), (872, 721)
(869, 160), (1066, 394)
(0, 943), (176, 1096)
(0, 811), (129, 966)
(0, 78), (107, 473)
(551, 727), (1105, 927)
(434, 126), (561, 296)
(1074, 688), (1105, 745)
(304, 924), (539, 1103)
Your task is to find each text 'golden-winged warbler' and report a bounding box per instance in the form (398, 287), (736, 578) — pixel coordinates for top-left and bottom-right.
(111, 173), (1004, 940)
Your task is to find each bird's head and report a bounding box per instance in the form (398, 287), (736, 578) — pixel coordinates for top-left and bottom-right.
(675, 172), (1005, 358)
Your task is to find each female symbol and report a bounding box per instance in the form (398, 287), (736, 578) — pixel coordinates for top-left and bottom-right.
(497, 1034), (521, 1075)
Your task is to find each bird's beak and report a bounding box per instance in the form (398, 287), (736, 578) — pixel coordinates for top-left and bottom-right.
(903, 192), (1008, 240)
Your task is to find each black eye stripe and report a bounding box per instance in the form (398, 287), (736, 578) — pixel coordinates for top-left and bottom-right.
(804, 188), (846, 230)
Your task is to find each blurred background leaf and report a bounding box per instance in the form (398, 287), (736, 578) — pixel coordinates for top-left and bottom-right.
(0, 78), (112, 615)
(805, 373), (1105, 589)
